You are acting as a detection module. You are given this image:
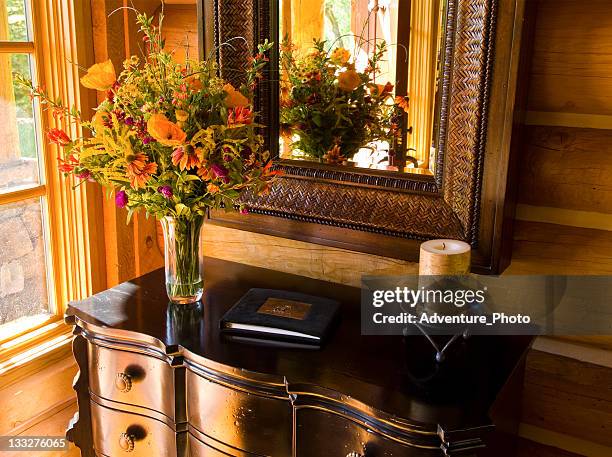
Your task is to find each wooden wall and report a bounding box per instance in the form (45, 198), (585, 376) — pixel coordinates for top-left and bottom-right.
(509, 1), (612, 455)
(512, 0), (612, 245)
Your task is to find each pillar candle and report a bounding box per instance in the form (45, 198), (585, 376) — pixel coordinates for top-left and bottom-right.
(418, 239), (471, 276)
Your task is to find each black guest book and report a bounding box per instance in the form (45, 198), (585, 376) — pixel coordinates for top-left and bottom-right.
(220, 288), (340, 345)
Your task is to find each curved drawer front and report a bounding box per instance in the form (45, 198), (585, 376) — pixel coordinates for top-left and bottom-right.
(295, 407), (440, 457)
(188, 433), (233, 457)
(88, 342), (176, 419)
(187, 369), (291, 456)
(91, 400), (177, 457)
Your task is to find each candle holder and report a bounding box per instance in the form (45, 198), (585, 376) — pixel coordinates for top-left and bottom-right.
(406, 273), (486, 364)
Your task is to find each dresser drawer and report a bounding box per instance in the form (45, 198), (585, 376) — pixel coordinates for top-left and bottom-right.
(88, 342), (176, 419)
(91, 400), (177, 457)
(188, 433), (233, 457)
(295, 407), (440, 457)
(187, 370), (291, 456)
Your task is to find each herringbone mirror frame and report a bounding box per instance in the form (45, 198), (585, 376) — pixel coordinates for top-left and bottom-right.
(204, 0), (523, 274)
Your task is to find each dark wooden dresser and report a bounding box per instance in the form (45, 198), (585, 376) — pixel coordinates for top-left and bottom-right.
(65, 258), (533, 457)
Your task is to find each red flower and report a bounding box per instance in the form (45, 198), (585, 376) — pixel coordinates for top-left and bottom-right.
(47, 128), (71, 146)
(57, 154), (79, 173)
(227, 106), (253, 126)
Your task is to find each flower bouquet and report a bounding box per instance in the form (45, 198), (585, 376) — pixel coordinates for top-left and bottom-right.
(16, 12), (279, 304)
(280, 39), (408, 164)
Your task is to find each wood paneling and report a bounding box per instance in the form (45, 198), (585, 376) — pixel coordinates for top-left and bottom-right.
(4, 401), (80, 457)
(202, 224), (418, 287)
(517, 126), (612, 214)
(517, 438), (583, 457)
(505, 220), (612, 275)
(0, 357), (77, 434)
(522, 349), (612, 448)
(527, 0), (612, 115)
(525, 111), (612, 130)
(156, 3), (199, 63)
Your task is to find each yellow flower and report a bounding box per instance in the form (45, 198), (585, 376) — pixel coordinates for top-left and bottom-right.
(223, 83), (249, 108)
(330, 47), (350, 65)
(337, 69), (361, 92)
(80, 59), (116, 91)
(147, 114), (187, 146)
(92, 110), (110, 132)
(175, 110), (189, 122)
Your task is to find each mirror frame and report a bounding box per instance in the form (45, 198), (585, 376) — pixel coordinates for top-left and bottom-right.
(203, 0), (526, 274)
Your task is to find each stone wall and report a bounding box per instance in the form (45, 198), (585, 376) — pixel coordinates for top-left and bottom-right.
(0, 197), (49, 326)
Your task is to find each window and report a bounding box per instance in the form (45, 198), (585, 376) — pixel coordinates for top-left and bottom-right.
(0, 0), (102, 370)
(0, 0), (56, 342)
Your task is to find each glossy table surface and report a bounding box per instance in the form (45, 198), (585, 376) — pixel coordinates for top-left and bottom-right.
(67, 257), (533, 438)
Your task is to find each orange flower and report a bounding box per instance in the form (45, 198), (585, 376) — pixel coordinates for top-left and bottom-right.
(395, 95), (410, 114)
(171, 146), (201, 171)
(147, 114), (187, 146)
(223, 84), (249, 108)
(262, 160), (284, 177)
(185, 75), (202, 91)
(207, 183), (220, 194)
(337, 69), (361, 92)
(369, 82), (394, 97)
(126, 153), (158, 189)
(197, 164), (211, 180)
(330, 47), (350, 65)
(80, 59), (116, 91)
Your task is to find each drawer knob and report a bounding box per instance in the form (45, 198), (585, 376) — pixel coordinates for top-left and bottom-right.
(115, 372), (132, 393)
(118, 432), (135, 452)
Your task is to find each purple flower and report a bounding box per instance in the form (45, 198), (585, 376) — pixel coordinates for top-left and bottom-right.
(142, 136), (154, 145)
(115, 190), (128, 208)
(240, 207), (249, 215)
(223, 154), (232, 162)
(157, 185), (173, 199)
(124, 117), (135, 126)
(211, 163), (228, 178)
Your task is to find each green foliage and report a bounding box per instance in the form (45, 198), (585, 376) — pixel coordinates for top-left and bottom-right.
(7, 0), (28, 41)
(280, 38), (397, 161)
(14, 11), (278, 223)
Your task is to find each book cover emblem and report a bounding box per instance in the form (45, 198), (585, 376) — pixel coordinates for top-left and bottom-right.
(257, 298), (312, 320)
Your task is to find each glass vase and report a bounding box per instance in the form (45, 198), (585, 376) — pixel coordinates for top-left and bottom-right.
(160, 215), (205, 304)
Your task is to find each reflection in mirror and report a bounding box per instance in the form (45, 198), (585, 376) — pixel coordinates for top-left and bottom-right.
(278, 0), (446, 175)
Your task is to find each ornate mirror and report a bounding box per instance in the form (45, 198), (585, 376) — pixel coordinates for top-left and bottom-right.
(202, 0), (526, 274)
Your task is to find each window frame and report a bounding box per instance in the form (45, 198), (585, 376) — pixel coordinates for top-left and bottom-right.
(0, 0), (105, 378)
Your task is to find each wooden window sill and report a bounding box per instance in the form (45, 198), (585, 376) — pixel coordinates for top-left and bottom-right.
(0, 320), (73, 390)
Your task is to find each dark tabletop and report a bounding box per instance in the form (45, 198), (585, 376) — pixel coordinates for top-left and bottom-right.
(67, 257), (533, 434)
